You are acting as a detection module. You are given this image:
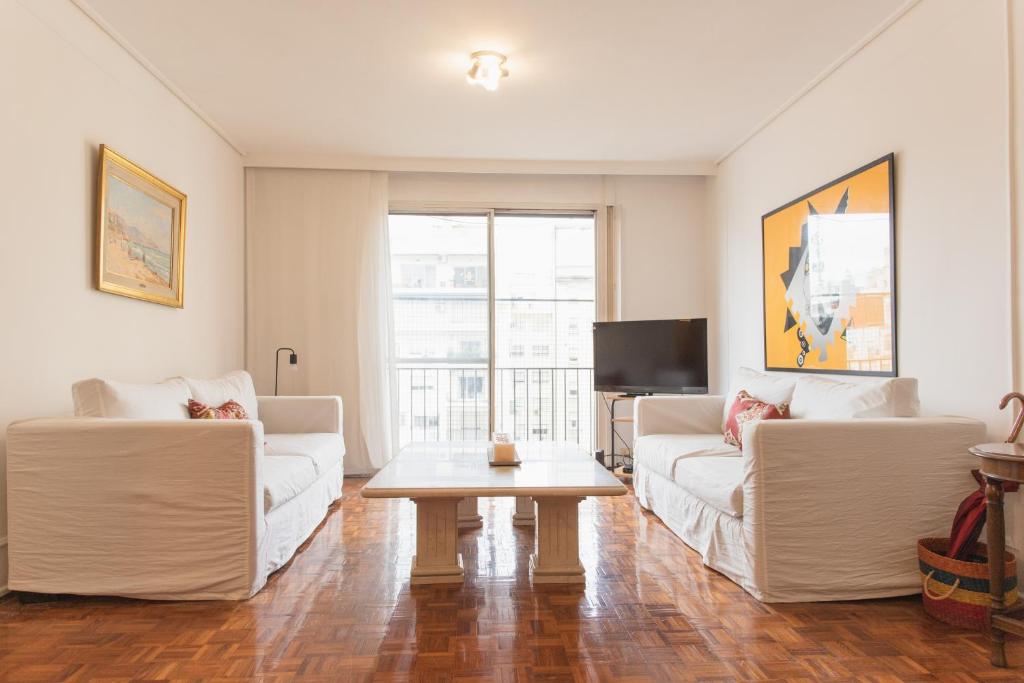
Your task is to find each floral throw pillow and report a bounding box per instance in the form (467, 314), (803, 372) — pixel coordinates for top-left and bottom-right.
(187, 398), (250, 420)
(723, 390), (790, 448)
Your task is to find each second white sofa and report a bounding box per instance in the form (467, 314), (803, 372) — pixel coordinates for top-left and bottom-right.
(633, 368), (985, 603)
(6, 371), (345, 600)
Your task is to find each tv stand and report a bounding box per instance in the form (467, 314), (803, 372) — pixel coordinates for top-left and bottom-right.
(605, 394), (639, 471)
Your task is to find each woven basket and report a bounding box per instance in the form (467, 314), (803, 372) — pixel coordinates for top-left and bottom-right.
(918, 537), (1018, 631)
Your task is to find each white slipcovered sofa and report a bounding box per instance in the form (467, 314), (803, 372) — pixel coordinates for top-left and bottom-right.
(6, 371), (344, 600)
(633, 367), (985, 603)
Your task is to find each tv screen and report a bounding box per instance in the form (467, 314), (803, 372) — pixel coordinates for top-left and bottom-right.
(593, 318), (708, 394)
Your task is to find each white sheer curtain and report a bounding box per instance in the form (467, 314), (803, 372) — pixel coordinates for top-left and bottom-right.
(246, 168), (396, 473)
(356, 186), (398, 470)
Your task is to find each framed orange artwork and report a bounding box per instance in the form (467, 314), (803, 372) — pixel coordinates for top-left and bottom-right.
(762, 154), (896, 376)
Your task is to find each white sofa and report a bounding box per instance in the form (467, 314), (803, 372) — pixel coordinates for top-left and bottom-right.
(633, 368), (986, 603)
(6, 371), (344, 600)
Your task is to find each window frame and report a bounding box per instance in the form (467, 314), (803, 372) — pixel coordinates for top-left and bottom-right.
(388, 202), (611, 448)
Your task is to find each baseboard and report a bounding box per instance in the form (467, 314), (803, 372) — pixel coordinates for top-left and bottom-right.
(0, 532), (7, 593)
(0, 536), (7, 597)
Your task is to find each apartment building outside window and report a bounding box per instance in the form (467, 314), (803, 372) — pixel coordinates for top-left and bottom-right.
(389, 211), (598, 451)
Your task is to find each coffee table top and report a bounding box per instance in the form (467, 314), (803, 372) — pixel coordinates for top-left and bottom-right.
(361, 441), (627, 499)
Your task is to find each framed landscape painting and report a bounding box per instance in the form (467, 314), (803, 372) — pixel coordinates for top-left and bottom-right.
(96, 145), (187, 307)
(762, 153), (896, 376)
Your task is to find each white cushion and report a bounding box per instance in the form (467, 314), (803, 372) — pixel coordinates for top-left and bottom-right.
(790, 375), (920, 419)
(181, 371), (259, 420)
(634, 434), (740, 481)
(263, 454), (318, 512)
(890, 378), (921, 416)
(722, 367), (797, 428)
(72, 378), (191, 419)
(264, 433), (343, 475)
(673, 456), (744, 517)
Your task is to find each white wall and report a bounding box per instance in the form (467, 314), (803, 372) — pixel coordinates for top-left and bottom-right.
(1014, 0), (1024, 395)
(711, 0), (1024, 552)
(711, 0), (1011, 431)
(0, 0), (245, 592)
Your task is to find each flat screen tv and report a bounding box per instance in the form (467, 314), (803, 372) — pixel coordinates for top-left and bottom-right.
(593, 318), (708, 394)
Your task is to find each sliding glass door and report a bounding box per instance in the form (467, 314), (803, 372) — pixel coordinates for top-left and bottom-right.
(389, 211), (596, 452)
(389, 214), (489, 445)
(493, 214), (595, 447)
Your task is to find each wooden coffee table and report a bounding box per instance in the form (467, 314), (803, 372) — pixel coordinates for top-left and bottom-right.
(361, 441), (626, 585)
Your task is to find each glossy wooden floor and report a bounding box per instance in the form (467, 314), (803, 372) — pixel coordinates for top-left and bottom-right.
(0, 480), (1020, 682)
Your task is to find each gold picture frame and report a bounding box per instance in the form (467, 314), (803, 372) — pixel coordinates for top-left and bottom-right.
(96, 145), (187, 307)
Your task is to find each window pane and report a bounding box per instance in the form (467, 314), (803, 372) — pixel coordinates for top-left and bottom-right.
(493, 214), (595, 451)
(390, 214), (489, 447)
(494, 215), (595, 301)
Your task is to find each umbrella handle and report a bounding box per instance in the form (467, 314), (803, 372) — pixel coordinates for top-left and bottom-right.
(1000, 392), (1024, 443)
(922, 570), (959, 601)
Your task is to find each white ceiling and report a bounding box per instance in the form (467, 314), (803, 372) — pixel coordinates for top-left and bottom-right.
(83, 0), (907, 170)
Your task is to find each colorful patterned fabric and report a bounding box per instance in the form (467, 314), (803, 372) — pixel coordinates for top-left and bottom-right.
(723, 390), (790, 448)
(187, 398), (250, 420)
(919, 537), (1018, 631)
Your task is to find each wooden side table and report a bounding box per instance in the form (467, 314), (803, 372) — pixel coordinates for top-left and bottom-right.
(971, 442), (1024, 667)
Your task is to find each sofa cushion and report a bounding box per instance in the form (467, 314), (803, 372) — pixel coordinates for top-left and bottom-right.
(790, 375), (920, 419)
(635, 434), (740, 481)
(188, 398), (249, 420)
(181, 371), (259, 421)
(72, 377), (191, 419)
(724, 390), (790, 448)
(722, 367), (796, 428)
(673, 456), (744, 517)
(263, 454), (318, 512)
(264, 433), (342, 475)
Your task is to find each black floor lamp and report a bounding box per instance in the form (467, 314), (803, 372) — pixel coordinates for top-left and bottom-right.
(275, 347), (298, 396)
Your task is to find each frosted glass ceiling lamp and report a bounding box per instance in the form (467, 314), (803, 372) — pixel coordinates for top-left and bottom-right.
(466, 51), (509, 91)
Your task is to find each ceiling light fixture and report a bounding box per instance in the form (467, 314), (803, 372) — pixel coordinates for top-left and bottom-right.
(466, 51), (509, 91)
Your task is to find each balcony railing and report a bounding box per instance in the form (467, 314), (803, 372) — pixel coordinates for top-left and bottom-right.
(396, 366), (595, 452)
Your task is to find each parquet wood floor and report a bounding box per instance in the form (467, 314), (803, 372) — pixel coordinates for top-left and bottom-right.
(0, 479), (1021, 682)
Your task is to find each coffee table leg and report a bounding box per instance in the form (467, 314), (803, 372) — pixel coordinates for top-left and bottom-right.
(513, 496), (536, 528)
(411, 497), (464, 585)
(457, 496), (483, 530)
(530, 496), (585, 584)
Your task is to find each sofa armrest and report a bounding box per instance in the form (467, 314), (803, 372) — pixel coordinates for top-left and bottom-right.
(634, 395), (725, 437)
(6, 417), (265, 599)
(257, 396), (343, 434)
(741, 416), (985, 601)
